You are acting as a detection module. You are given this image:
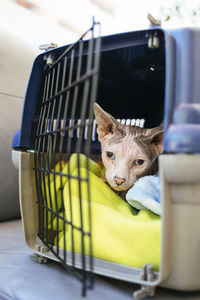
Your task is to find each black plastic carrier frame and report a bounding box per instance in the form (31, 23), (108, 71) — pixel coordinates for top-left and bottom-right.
(14, 20), (166, 295)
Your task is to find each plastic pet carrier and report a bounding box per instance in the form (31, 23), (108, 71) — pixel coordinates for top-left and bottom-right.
(12, 18), (200, 299)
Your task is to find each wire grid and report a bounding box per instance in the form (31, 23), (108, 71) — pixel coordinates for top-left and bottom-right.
(34, 20), (101, 296)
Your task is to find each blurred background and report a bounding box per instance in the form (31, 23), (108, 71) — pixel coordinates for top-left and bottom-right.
(1, 0), (200, 50)
(1, 0), (200, 221)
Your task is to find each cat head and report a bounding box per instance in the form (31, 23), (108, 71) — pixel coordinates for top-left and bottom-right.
(94, 103), (163, 191)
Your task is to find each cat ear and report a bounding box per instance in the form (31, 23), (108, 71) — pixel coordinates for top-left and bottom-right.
(93, 103), (119, 141)
(146, 126), (164, 155)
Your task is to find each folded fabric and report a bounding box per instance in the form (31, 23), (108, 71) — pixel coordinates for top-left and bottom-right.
(42, 154), (105, 225)
(42, 161), (66, 225)
(126, 176), (161, 215)
(52, 154), (161, 271)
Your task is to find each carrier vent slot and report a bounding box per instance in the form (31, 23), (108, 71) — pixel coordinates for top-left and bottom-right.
(45, 118), (145, 141)
(117, 118), (145, 127)
(92, 120), (97, 141)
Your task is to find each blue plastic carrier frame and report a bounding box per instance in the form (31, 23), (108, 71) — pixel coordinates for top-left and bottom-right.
(12, 27), (200, 152)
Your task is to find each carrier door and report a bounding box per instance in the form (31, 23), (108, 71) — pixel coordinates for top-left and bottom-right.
(34, 20), (101, 296)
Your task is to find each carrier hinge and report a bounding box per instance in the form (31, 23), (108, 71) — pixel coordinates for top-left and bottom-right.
(39, 43), (58, 65)
(30, 253), (48, 264)
(133, 264), (156, 299)
(29, 245), (49, 264)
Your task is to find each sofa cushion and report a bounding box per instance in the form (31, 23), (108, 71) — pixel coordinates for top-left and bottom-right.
(0, 24), (37, 221)
(0, 220), (134, 300)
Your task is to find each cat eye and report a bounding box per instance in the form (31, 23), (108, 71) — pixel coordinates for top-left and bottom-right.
(106, 151), (115, 160)
(134, 159), (144, 166)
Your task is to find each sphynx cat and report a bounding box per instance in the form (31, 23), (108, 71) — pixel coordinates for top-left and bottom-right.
(94, 103), (163, 195)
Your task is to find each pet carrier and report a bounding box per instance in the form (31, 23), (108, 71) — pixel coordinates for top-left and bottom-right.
(12, 17), (200, 299)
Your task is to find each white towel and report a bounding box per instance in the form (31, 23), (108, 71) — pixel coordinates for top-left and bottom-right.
(126, 175), (161, 215)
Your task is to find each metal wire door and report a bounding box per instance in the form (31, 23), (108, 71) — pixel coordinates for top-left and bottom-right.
(34, 19), (101, 295)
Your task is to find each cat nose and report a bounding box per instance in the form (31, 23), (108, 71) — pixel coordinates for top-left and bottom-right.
(114, 176), (126, 186)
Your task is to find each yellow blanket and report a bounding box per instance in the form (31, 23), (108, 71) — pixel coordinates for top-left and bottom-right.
(43, 154), (104, 225)
(48, 154), (161, 270)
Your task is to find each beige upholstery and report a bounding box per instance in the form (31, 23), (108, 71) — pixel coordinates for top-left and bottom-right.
(0, 220), (134, 300)
(0, 24), (37, 221)
(1, 220), (200, 299)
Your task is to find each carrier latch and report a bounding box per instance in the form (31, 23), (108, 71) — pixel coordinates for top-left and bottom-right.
(147, 13), (161, 49)
(133, 264), (156, 299)
(147, 13), (161, 27)
(39, 43), (58, 51)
